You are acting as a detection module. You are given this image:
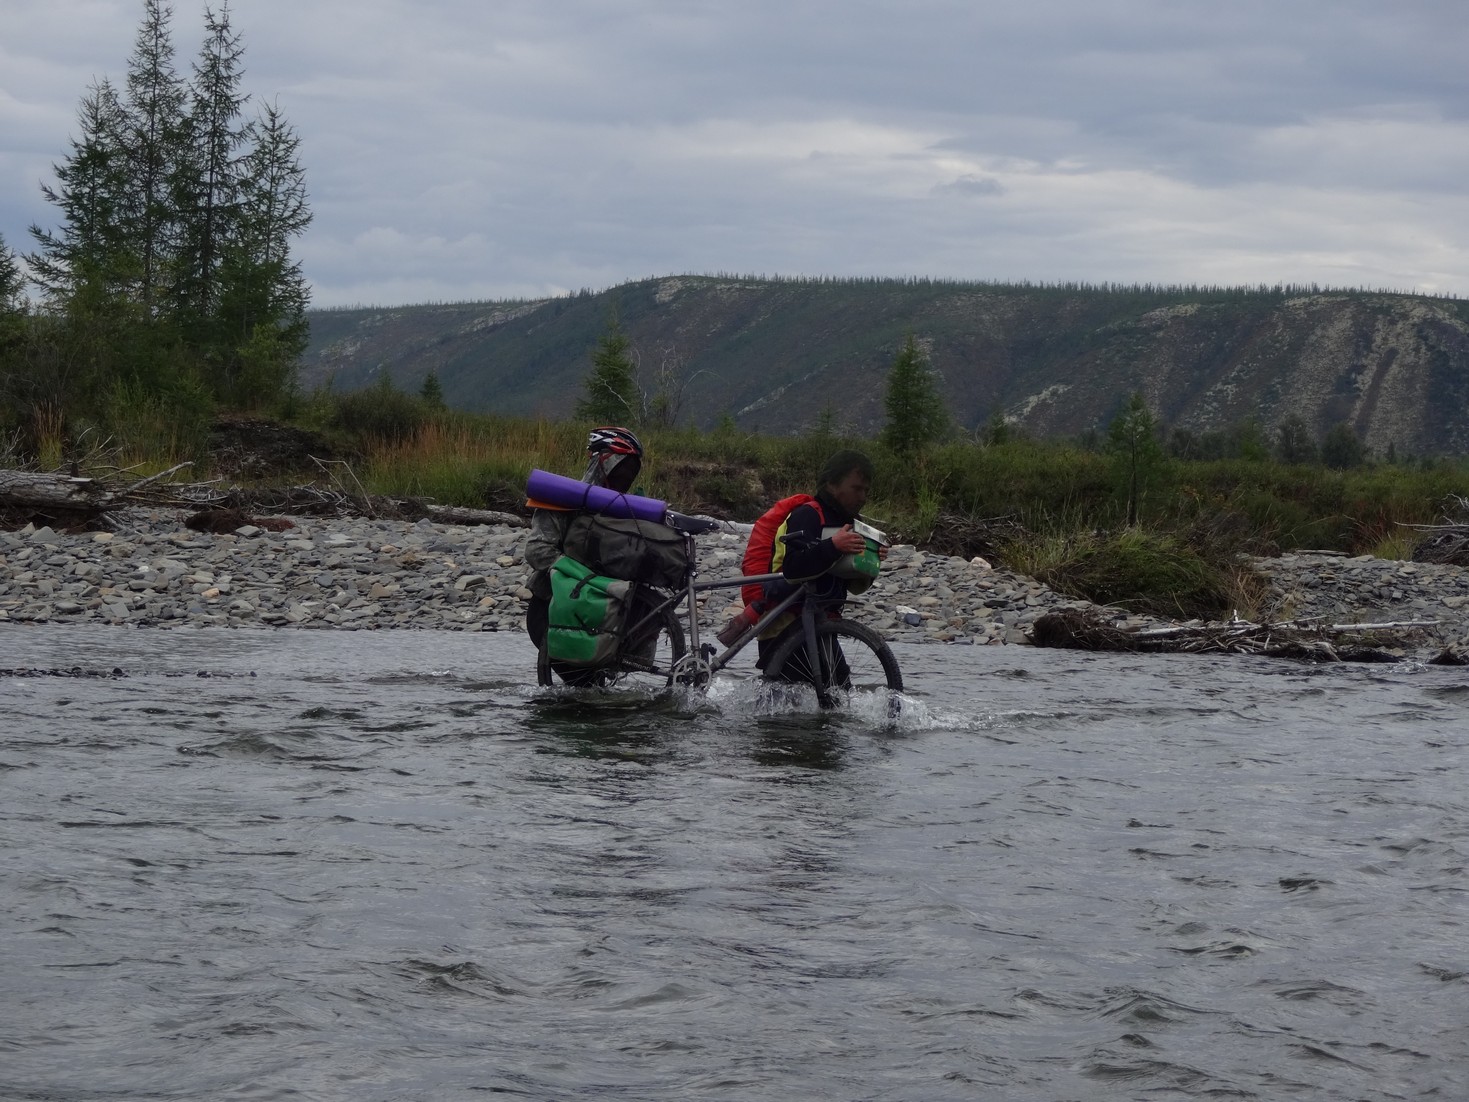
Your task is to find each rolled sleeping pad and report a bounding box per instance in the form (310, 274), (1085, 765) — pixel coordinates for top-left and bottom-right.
(525, 468), (668, 522)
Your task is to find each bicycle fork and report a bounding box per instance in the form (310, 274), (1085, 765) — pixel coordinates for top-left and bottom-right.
(797, 601), (842, 709)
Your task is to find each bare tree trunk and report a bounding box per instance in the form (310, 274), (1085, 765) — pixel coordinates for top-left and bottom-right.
(0, 470), (109, 512)
(424, 504), (528, 528)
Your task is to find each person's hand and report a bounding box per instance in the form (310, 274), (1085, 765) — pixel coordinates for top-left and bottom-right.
(831, 525), (866, 554)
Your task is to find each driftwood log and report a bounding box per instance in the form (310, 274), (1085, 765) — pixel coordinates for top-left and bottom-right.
(1031, 606), (1439, 663)
(1406, 495), (1469, 567)
(0, 466), (195, 528)
(1409, 525), (1469, 567)
(423, 504), (527, 528)
(0, 469), (111, 510)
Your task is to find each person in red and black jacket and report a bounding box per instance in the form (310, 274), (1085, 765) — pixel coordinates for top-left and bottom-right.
(757, 449), (879, 670)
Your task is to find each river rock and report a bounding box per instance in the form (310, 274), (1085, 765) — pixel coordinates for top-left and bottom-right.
(1, 508), (1467, 659)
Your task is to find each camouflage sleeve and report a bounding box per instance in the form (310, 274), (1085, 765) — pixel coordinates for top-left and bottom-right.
(523, 508), (572, 572)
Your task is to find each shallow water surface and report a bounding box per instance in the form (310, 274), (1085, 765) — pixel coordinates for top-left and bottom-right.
(1, 626), (1465, 1100)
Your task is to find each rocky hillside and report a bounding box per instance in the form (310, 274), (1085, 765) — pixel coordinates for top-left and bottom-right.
(302, 277), (1469, 455)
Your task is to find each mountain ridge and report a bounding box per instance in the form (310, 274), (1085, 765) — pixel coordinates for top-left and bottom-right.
(301, 276), (1469, 456)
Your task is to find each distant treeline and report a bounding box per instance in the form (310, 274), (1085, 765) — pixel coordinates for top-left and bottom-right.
(307, 272), (1462, 316)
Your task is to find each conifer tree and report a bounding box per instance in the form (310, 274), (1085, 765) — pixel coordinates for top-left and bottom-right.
(980, 409), (1014, 446)
(0, 234), (22, 311)
(1231, 417), (1271, 462)
(24, 81), (145, 409)
(27, 79), (136, 304)
(174, 2), (248, 338)
(121, 0), (189, 315)
(0, 233), (24, 374)
(576, 315), (639, 424)
(216, 100), (312, 404)
(1320, 422), (1367, 469)
(1274, 413), (1318, 465)
(0, 233), (24, 424)
(880, 333), (949, 454)
(1106, 392), (1164, 526)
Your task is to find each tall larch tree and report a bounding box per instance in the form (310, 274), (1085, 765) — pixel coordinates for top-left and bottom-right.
(0, 232), (25, 367)
(880, 332), (949, 454)
(27, 78), (136, 306)
(576, 314), (639, 424)
(24, 79), (142, 414)
(219, 99), (313, 404)
(174, 2), (248, 347)
(1106, 392), (1165, 526)
(121, 0), (189, 317)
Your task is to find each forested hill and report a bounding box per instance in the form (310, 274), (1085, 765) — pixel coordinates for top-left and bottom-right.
(301, 276), (1469, 456)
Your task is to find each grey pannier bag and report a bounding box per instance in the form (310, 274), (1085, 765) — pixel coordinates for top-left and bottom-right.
(562, 513), (689, 589)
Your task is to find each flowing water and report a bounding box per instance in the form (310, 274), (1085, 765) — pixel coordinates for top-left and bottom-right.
(1, 625), (1464, 1101)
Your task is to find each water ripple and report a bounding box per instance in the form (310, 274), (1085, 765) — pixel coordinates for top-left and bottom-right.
(0, 627), (1464, 1100)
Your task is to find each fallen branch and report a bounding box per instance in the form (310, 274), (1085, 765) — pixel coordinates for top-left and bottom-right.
(424, 504), (527, 528)
(1030, 606), (1437, 663)
(310, 456), (375, 519)
(119, 461), (194, 498)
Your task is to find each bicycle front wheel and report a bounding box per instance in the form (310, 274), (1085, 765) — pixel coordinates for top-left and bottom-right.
(764, 618), (903, 706)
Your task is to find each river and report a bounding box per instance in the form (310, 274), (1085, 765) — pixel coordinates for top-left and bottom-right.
(1, 625), (1464, 1101)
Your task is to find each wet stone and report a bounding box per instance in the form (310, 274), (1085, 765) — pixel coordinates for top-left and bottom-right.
(2, 506), (1468, 657)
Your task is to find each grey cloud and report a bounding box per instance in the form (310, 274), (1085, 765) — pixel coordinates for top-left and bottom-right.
(3, 0), (1467, 305)
(935, 175), (1006, 198)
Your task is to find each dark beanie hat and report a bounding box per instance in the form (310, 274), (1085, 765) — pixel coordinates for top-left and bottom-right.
(818, 449), (874, 489)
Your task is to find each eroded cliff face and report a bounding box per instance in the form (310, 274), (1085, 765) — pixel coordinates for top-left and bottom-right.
(947, 293), (1469, 454)
(1147, 296), (1467, 454)
(303, 280), (1469, 454)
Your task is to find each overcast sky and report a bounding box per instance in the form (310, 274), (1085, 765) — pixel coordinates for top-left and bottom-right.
(4, 0), (1467, 308)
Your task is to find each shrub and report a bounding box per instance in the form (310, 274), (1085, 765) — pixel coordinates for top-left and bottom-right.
(330, 375), (426, 443)
(105, 375), (213, 464)
(1012, 527), (1237, 621)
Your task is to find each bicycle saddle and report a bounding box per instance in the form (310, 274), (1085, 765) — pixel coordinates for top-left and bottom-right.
(663, 510), (722, 535)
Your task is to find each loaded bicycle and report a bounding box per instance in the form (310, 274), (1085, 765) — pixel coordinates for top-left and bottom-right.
(536, 508), (903, 710)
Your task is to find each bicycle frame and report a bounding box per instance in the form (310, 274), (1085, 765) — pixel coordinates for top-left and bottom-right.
(618, 528), (845, 689)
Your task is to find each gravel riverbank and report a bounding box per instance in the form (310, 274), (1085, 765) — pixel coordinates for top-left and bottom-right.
(3, 508), (1467, 660)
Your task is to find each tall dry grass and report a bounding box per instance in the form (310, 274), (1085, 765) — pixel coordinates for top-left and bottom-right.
(360, 416), (585, 505)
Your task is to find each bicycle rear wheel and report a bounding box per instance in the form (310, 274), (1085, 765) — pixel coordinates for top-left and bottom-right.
(764, 618), (902, 707)
(537, 590), (686, 690)
(609, 596), (686, 689)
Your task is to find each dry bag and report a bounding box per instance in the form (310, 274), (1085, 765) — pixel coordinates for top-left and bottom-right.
(546, 555), (632, 666)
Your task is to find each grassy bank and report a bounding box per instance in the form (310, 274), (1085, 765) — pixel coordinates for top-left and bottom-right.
(322, 403), (1469, 621)
(357, 420), (1460, 564)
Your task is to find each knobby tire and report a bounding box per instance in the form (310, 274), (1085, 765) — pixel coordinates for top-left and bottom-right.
(764, 618), (903, 707)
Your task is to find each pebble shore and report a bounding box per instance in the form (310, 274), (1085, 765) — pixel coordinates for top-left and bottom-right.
(3, 509), (1467, 659)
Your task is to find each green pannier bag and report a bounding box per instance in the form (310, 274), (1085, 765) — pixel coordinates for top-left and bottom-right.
(546, 555), (633, 666)
(562, 513), (689, 589)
